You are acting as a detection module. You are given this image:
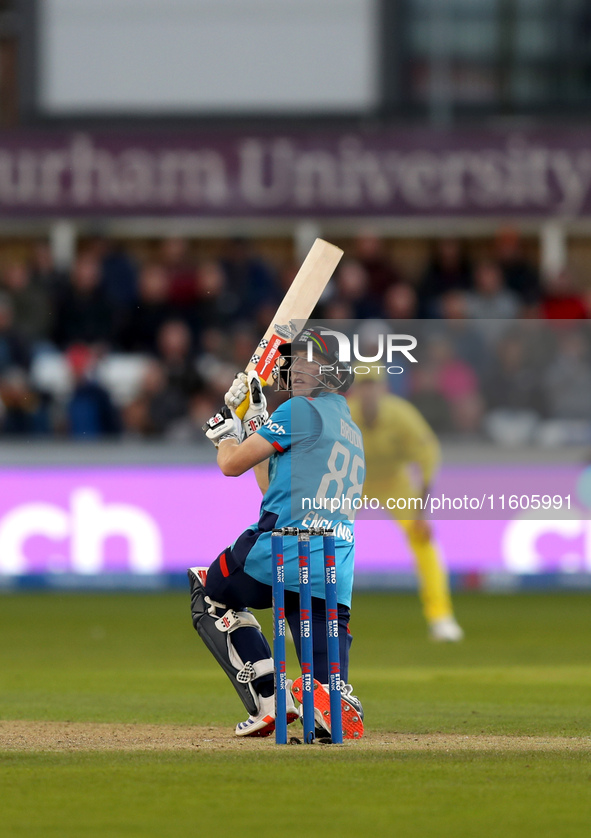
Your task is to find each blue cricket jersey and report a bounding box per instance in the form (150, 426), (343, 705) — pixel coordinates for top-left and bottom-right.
(241, 393), (365, 607)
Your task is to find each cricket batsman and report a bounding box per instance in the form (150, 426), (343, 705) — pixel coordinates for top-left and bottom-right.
(188, 329), (365, 739)
(348, 369), (464, 642)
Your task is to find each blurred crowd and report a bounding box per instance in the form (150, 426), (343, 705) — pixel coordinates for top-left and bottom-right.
(0, 229), (590, 444)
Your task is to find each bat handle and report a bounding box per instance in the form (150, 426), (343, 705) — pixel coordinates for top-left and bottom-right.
(235, 399), (249, 420)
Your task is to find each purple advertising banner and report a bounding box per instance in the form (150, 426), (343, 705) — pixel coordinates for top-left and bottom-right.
(0, 465), (589, 577)
(3, 128), (591, 217)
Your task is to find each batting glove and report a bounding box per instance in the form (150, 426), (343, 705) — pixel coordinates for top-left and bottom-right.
(224, 372), (249, 411)
(225, 372), (268, 437)
(241, 372), (268, 436)
(203, 405), (245, 448)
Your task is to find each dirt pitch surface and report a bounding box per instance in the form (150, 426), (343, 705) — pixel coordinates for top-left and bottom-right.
(1, 721), (590, 753)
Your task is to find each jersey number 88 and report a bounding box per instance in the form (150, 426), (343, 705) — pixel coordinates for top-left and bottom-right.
(316, 442), (364, 506)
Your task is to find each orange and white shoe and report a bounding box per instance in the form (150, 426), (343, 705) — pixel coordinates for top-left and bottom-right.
(234, 687), (299, 737)
(292, 677), (364, 740)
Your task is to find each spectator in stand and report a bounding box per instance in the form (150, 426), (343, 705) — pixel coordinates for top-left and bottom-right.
(465, 260), (521, 327)
(418, 238), (473, 317)
(161, 236), (199, 313)
(482, 331), (547, 446)
(195, 325), (237, 398)
(197, 325), (229, 364)
(89, 236), (139, 335)
(332, 260), (381, 319)
(320, 299), (355, 320)
(413, 335), (483, 434)
(156, 319), (204, 406)
(438, 289), (468, 320)
(0, 368), (51, 435)
(29, 239), (69, 298)
(353, 231), (400, 299)
(228, 323), (259, 371)
(383, 283), (418, 319)
(494, 227), (541, 306)
(0, 295), (30, 372)
(193, 260), (235, 339)
(220, 237), (281, 321)
(540, 268), (588, 319)
(65, 344), (121, 438)
(118, 263), (173, 353)
(484, 333), (546, 415)
(53, 252), (114, 349)
(542, 330), (591, 420)
(2, 260), (52, 350)
(438, 291), (490, 377)
(122, 358), (188, 438)
(256, 252), (300, 324)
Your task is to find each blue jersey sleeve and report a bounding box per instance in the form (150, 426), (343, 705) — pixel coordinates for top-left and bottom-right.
(257, 397), (322, 453)
(257, 400), (292, 453)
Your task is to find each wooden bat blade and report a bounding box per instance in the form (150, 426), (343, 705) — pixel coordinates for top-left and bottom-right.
(246, 238), (343, 385)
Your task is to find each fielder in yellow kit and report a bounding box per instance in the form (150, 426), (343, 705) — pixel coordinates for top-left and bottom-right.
(348, 371), (463, 641)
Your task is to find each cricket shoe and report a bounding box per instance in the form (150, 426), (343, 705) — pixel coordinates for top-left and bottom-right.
(429, 616), (464, 642)
(234, 685), (299, 738)
(292, 677), (364, 740)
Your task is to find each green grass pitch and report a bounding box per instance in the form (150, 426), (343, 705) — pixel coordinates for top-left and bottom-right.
(1, 591), (590, 837)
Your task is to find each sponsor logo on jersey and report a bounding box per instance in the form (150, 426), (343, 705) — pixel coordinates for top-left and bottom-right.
(264, 418), (286, 435)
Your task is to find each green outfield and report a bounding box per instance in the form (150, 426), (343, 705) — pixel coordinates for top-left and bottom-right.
(1, 591), (590, 837)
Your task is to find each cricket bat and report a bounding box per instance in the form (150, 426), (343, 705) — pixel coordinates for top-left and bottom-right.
(235, 238), (343, 417)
